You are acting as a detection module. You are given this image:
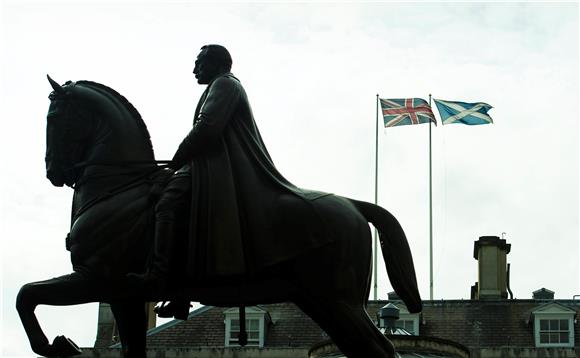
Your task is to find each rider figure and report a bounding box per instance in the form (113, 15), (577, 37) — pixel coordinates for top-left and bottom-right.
(129, 45), (235, 318)
(130, 44), (334, 319)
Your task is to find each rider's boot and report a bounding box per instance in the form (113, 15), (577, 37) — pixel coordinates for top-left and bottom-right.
(127, 220), (174, 294)
(155, 300), (192, 320)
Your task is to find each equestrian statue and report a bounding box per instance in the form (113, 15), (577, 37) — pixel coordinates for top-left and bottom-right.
(16, 45), (422, 358)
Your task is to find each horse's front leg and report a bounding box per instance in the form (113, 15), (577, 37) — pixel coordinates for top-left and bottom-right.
(110, 300), (148, 358)
(15, 283), (52, 356)
(16, 272), (109, 357)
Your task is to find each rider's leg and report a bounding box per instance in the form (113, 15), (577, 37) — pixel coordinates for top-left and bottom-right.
(151, 170), (193, 319)
(128, 171), (191, 290)
(152, 172), (191, 276)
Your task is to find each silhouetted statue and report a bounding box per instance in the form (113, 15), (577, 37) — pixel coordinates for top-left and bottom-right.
(16, 45), (422, 358)
(129, 45), (337, 310)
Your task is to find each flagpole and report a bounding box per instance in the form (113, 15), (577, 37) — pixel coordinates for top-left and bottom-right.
(428, 94), (434, 300)
(374, 94), (379, 301)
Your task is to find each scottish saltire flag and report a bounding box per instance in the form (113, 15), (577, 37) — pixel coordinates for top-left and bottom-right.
(380, 98), (436, 127)
(433, 99), (493, 125)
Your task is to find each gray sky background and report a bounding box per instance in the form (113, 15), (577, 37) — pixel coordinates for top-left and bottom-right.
(1, 1), (578, 356)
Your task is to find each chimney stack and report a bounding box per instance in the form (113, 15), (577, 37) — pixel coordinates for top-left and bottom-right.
(94, 303), (117, 348)
(472, 236), (511, 300)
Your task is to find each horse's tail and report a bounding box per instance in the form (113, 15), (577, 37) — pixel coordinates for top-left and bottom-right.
(350, 199), (422, 313)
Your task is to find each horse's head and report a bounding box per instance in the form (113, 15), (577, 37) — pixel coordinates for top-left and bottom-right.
(46, 76), (92, 187)
(45, 76), (154, 187)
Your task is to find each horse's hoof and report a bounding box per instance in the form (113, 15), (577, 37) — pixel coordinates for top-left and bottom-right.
(31, 343), (53, 357)
(51, 335), (82, 357)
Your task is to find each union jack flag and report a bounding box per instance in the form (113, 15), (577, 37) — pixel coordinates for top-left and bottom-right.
(380, 98), (437, 127)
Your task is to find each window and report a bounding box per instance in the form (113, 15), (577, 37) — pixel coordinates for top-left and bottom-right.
(395, 319), (417, 335)
(223, 307), (270, 348)
(228, 318), (260, 346)
(532, 303), (575, 348)
(397, 304), (420, 336)
(538, 319), (571, 345)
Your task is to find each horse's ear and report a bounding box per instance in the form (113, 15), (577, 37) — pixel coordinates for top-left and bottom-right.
(47, 75), (65, 94)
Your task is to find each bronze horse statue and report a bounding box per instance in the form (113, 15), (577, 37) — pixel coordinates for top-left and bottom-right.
(16, 76), (422, 358)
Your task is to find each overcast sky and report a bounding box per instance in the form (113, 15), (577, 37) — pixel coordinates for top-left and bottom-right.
(1, 1), (578, 356)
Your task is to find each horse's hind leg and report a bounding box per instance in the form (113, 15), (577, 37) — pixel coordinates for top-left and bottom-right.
(295, 298), (395, 358)
(110, 300), (147, 358)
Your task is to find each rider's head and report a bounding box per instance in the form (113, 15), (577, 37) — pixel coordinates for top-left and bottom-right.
(193, 45), (232, 85)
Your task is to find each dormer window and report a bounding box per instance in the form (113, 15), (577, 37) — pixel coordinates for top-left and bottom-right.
(224, 306), (270, 348)
(532, 302), (575, 348)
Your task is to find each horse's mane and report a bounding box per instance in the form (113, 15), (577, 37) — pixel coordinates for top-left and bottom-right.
(76, 80), (155, 157)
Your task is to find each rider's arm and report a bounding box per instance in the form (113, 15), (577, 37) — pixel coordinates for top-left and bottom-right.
(170, 76), (241, 169)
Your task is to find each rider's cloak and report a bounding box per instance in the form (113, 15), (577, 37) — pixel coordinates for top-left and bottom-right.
(171, 73), (333, 278)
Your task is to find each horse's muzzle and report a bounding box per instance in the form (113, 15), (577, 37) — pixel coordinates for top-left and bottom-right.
(46, 169), (65, 187)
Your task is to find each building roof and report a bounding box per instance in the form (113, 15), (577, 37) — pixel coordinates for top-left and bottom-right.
(140, 299), (580, 350)
(145, 302), (328, 348)
(377, 299), (579, 349)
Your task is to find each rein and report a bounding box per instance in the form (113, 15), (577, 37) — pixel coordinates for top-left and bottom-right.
(67, 160), (173, 188)
(72, 160), (173, 170)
